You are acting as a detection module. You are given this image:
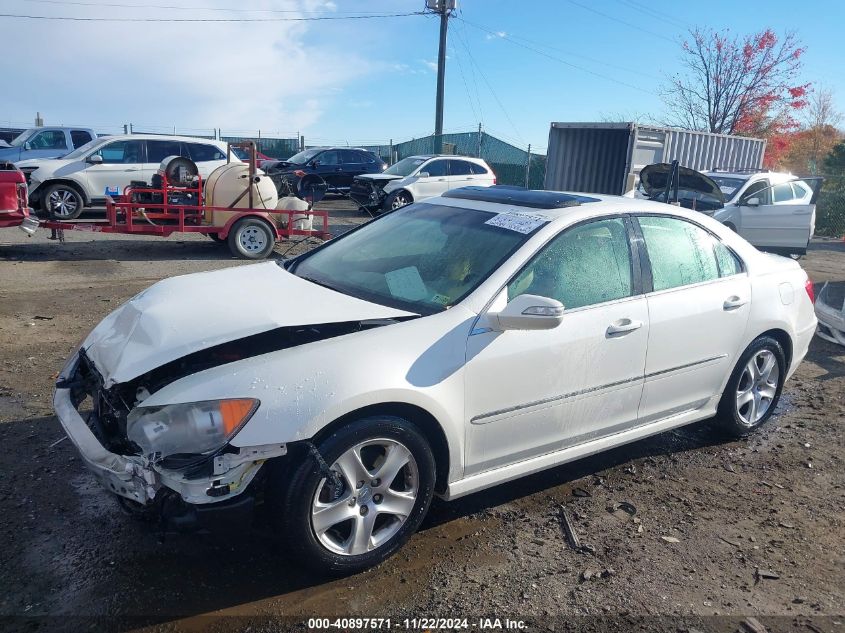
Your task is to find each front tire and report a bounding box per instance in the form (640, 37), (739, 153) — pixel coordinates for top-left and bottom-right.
(715, 336), (786, 437)
(384, 190), (412, 211)
(227, 217), (275, 259)
(273, 416), (436, 575)
(43, 183), (84, 220)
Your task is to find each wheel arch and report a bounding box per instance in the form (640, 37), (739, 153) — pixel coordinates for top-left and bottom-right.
(757, 327), (793, 369)
(40, 178), (90, 205)
(310, 402), (451, 495)
(220, 212), (279, 240)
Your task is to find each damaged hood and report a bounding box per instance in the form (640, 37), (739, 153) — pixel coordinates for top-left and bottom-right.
(355, 173), (404, 183)
(82, 261), (416, 387)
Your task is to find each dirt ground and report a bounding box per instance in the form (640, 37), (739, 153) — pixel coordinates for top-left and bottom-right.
(0, 201), (843, 633)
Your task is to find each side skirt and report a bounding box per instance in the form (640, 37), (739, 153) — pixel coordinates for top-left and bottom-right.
(442, 396), (720, 501)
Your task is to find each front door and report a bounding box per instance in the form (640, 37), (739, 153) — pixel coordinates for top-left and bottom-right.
(84, 139), (146, 199)
(464, 217), (649, 476)
(635, 215), (751, 422)
(413, 159), (449, 199)
(313, 150), (344, 189)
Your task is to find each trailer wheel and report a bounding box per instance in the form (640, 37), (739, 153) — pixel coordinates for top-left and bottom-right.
(227, 218), (276, 259)
(43, 183), (84, 220)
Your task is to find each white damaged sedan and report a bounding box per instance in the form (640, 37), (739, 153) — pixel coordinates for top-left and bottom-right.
(54, 186), (817, 574)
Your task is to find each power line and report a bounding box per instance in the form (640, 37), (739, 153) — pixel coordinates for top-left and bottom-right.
(0, 11), (424, 22)
(457, 17), (655, 96)
(18, 0), (398, 14)
(562, 0), (677, 44)
(614, 0), (693, 30)
(454, 19), (526, 145)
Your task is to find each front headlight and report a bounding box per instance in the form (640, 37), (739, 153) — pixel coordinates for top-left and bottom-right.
(127, 398), (258, 460)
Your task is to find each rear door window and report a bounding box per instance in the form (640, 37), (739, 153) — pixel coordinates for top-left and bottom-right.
(448, 160), (473, 176)
(186, 143), (225, 162)
(772, 183), (794, 203)
(341, 150), (362, 164)
(638, 216), (720, 291)
(71, 130), (93, 148)
(146, 140), (184, 164)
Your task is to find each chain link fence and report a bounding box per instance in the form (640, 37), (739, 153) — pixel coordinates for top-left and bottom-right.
(816, 174), (845, 238)
(361, 131), (545, 189)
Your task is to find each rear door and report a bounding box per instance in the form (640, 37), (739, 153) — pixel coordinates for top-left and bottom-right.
(340, 150), (366, 187)
(635, 215), (751, 422)
(446, 159), (475, 191)
(70, 130), (94, 149)
(84, 139), (146, 199)
(184, 142), (227, 177)
(145, 139), (184, 183)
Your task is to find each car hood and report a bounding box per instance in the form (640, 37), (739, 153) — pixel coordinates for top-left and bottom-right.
(15, 158), (68, 171)
(82, 261), (416, 387)
(0, 146), (23, 160)
(355, 173), (404, 183)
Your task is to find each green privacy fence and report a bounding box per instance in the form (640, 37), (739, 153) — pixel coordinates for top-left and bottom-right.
(361, 131), (546, 189)
(220, 136), (300, 159)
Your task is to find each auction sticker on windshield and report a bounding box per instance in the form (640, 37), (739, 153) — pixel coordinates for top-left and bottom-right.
(484, 211), (547, 234)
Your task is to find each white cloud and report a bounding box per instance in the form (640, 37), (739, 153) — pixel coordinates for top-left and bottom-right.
(485, 30), (507, 40)
(1, 0), (380, 135)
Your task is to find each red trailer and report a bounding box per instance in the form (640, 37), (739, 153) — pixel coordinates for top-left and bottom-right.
(36, 142), (331, 259)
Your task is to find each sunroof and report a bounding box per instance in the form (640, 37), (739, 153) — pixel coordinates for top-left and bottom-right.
(442, 185), (600, 209)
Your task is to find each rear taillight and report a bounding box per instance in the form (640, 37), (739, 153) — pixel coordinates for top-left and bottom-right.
(493, 176), (497, 185)
(805, 278), (815, 304)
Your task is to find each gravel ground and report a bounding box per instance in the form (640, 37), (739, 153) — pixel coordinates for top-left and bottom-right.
(0, 202), (842, 633)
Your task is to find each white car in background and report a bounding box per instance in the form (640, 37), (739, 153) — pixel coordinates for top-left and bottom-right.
(705, 170), (818, 255)
(349, 154), (496, 213)
(16, 135), (235, 220)
(54, 186), (816, 574)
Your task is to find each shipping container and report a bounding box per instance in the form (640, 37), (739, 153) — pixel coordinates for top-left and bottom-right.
(544, 122), (766, 195)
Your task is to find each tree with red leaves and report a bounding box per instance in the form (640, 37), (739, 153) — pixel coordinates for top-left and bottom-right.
(662, 28), (810, 164)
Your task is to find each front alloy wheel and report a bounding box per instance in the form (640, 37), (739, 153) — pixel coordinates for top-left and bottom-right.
(43, 184), (84, 220)
(272, 416), (435, 574)
(312, 439), (419, 556)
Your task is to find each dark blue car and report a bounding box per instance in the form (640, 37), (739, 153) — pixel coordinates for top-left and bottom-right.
(264, 147), (386, 194)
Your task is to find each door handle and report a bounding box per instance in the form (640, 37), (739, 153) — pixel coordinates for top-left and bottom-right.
(466, 176), (475, 180)
(792, 210), (809, 214)
(436, 178), (446, 181)
(723, 296), (748, 310)
(124, 168), (139, 172)
(606, 318), (643, 337)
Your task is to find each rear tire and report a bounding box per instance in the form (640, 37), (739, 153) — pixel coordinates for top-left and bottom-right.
(227, 217), (275, 259)
(43, 183), (84, 220)
(715, 336), (786, 437)
(271, 416), (436, 575)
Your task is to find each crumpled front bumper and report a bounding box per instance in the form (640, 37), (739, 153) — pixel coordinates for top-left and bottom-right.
(53, 352), (280, 506)
(816, 282), (845, 347)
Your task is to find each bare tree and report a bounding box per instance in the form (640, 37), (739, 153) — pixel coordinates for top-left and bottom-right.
(661, 28), (808, 135)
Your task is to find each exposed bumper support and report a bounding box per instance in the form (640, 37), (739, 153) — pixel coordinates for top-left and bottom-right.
(54, 352), (286, 506)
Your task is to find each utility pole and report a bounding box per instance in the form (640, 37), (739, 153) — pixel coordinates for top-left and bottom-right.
(429, 0), (455, 153)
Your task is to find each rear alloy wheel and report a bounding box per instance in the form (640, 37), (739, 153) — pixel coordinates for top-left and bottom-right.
(273, 416), (435, 575)
(716, 336), (786, 437)
(386, 190), (412, 211)
(43, 183), (84, 220)
(227, 217), (275, 259)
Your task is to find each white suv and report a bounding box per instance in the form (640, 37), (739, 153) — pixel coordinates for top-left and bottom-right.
(705, 170), (818, 255)
(349, 155), (496, 212)
(16, 134), (235, 220)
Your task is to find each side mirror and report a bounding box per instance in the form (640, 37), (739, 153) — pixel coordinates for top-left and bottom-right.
(87, 154), (103, 164)
(492, 294), (564, 331)
(23, 141), (32, 151)
(744, 197), (760, 207)
(418, 171), (430, 178)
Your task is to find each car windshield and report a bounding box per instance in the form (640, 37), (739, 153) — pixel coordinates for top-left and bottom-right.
(290, 203), (542, 314)
(62, 137), (109, 160)
(384, 157), (428, 177)
(709, 176), (748, 199)
(8, 130), (34, 147)
(286, 148), (321, 164)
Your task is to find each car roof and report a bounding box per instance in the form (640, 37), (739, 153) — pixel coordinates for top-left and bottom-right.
(433, 186), (696, 223)
(96, 134), (226, 146)
(705, 170), (799, 184)
(407, 154), (488, 162)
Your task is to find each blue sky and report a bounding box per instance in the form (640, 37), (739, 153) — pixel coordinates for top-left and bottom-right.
(1, 0), (843, 153)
